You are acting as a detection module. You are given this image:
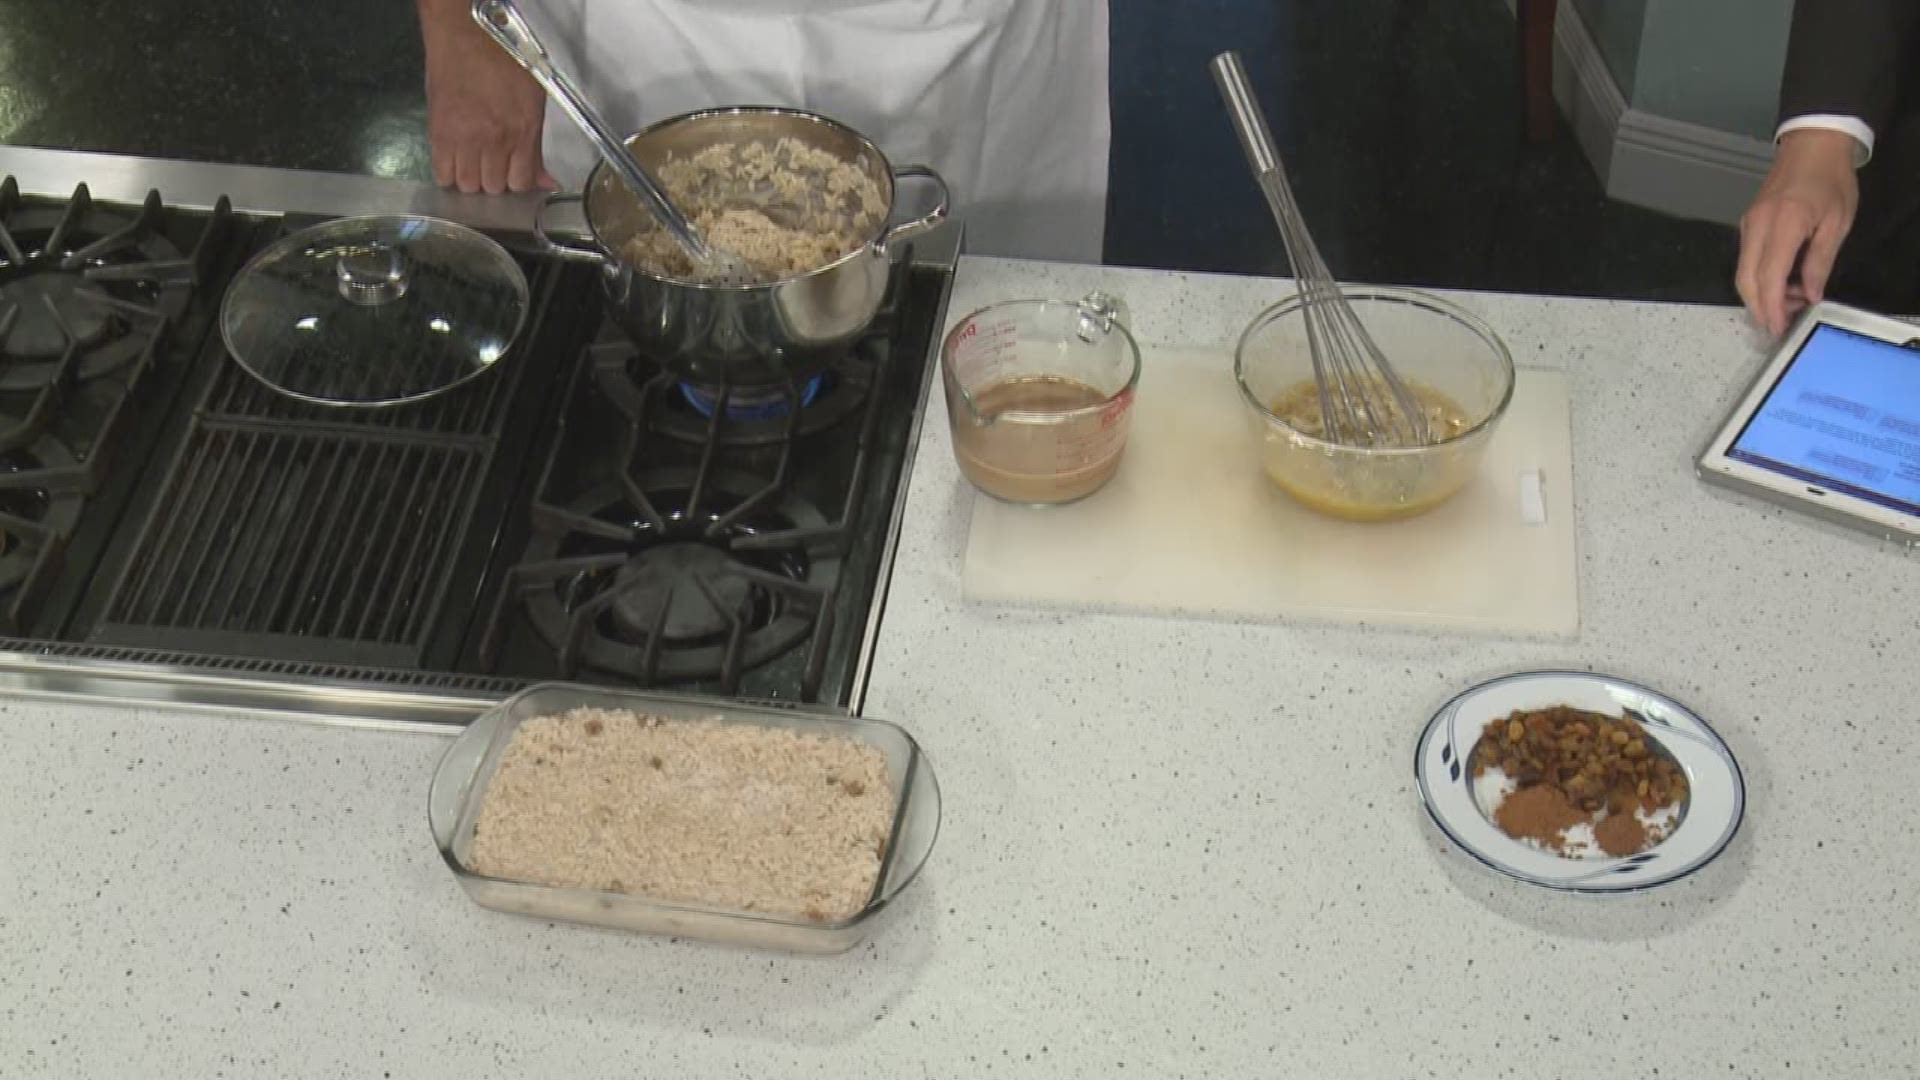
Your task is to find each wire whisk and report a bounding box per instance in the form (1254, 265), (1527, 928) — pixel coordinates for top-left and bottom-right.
(1211, 51), (1433, 447)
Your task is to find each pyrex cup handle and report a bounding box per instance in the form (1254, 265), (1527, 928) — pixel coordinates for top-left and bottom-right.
(878, 165), (951, 253)
(1076, 291), (1129, 341)
(534, 191), (607, 263)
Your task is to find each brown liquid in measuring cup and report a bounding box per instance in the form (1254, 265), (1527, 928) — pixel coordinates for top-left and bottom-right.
(952, 375), (1129, 504)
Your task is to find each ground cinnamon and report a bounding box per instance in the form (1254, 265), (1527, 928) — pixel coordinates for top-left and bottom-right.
(1593, 810), (1647, 857)
(1493, 784), (1587, 852)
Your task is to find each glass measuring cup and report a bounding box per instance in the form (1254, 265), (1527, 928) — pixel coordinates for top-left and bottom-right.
(940, 292), (1141, 505)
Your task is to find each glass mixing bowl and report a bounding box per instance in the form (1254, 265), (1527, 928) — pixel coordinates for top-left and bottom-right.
(1234, 286), (1515, 522)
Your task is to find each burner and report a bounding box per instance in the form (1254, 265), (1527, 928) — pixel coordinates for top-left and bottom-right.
(0, 274), (114, 359)
(678, 375), (825, 421)
(595, 342), (877, 448)
(607, 542), (755, 640)
(493, 467), (842, 686)
(0, 184), (191, 391)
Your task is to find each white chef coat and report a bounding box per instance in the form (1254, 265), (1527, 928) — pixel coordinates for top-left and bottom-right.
(535, 0), (1111, 263)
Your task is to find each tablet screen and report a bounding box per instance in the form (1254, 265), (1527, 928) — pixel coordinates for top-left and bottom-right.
(1729, 323), (1920, 515)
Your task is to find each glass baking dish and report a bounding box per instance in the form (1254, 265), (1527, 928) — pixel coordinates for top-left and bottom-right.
(428, 682), (941, 953)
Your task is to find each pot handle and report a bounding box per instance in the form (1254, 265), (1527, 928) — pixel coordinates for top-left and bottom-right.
(533, 191), (606, 263)
(879, 165), (951, 252)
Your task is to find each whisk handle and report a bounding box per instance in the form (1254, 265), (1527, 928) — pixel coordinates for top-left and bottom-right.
(1210, 52), (1283, 181)
(1211, 49), (1316, 276)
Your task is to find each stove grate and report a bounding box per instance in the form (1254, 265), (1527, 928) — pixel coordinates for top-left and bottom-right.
(477, 266), (906, 702)
(0, 178), (235, 634)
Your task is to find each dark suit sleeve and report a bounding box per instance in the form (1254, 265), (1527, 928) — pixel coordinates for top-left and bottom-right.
(1778, 0), (1920, 134)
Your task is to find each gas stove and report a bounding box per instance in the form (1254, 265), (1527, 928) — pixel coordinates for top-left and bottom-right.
(0, 148), (959, 728)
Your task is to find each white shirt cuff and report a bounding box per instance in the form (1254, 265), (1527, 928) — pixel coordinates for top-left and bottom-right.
(1777, 114), (1875, 166)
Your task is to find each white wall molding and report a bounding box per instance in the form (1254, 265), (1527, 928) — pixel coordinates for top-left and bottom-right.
(1528, 0), (1776, 225)
(1544, 0), (1626, 183)
(1608, 109), (1775, 224)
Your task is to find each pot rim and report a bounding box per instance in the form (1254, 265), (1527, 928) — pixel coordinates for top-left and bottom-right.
(581, 105), (900, 292)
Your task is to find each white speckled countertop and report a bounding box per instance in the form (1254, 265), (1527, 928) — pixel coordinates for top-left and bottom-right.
(5, 259), (1918, 1078)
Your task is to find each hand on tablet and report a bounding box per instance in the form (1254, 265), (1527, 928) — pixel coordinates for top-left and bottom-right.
(1737, 128), (1860, 337)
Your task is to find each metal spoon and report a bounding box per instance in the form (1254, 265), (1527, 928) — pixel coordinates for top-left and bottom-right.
(471, 0), (756, 284)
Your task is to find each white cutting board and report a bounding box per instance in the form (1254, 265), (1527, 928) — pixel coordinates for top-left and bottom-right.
(961, 348), (1578, 636)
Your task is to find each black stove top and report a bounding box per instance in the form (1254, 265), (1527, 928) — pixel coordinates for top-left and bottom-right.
(0, 178), (951, 712)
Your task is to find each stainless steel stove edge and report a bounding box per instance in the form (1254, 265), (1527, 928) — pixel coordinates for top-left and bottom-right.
(4, 146), (551, 233)
(848, 225), (961, 717)
(0, 648), (485, 733)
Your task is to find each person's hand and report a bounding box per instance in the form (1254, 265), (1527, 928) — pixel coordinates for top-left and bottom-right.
(421, 4), (556, 194)
(1736, 127), (1861, 337)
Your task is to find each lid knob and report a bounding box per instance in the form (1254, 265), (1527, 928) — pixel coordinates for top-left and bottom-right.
(336, 243), (410, 306)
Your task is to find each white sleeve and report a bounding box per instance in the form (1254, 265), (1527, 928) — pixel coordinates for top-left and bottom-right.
(1776, 114), (1875, 167)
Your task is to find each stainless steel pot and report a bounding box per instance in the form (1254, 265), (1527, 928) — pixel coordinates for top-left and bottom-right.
(536, 107), (951, 387)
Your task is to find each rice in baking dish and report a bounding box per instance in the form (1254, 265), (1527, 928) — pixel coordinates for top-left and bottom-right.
(468, 707), (895, 922)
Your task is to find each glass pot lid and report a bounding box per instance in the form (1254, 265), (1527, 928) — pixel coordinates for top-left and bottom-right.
(220, 215), (529, 407)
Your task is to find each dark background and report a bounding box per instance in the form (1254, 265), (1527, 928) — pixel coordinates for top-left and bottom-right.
(0, 0), (1736, 302)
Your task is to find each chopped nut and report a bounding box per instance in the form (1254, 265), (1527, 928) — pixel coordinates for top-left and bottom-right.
(584, 718), (604, 736)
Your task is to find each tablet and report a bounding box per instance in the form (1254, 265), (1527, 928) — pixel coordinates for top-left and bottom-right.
(1699, 301), (1920, 544)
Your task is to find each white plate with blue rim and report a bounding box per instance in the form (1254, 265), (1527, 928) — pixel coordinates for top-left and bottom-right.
(1415, 670), (1745, 894)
